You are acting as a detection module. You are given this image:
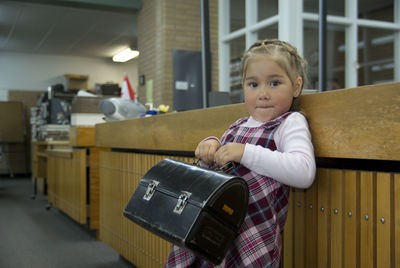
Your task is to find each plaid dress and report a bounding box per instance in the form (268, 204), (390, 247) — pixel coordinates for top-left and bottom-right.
(164, 112), (292, 268)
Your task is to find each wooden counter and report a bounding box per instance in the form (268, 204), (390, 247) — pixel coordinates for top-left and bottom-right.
(96, 82), (400, 268)
(70, 126), (96, 147)
(96, 82), (400, 160)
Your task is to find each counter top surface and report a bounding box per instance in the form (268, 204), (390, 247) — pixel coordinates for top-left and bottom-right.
(95, 83), (400, 161)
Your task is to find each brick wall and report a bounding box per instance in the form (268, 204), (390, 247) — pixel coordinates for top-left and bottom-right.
(137, 0), (218, 108)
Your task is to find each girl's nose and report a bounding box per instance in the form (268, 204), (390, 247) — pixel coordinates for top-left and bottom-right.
(258, 86), (270, 100)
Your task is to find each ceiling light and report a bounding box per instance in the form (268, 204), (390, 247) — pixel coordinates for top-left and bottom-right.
(112, 48), (139, 62)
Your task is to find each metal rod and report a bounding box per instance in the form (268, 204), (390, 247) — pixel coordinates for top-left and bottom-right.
(319, 0), (327, 91)
(201, 0), (212, 107)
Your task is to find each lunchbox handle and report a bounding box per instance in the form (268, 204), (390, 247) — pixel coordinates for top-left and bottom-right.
(192, 159), (236, 173)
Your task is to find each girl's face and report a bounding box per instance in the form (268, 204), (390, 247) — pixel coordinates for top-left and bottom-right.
(243, 56), (302, 122)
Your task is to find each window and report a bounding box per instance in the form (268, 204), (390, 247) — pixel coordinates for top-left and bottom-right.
(219, 0), (399, 96)
(257, 0), (277, 22)
(358, 0), (394, 22)
(304, 22), (345, 89)
(358, 28), (394, 85)
(257, 24), (278, 41)
(229, 35), (245, 102)
(304, 0), (345, 16)
(230, 0), (245, 32)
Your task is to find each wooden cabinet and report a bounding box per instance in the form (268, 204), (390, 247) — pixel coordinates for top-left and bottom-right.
(47, 148), (87, 224)
(42, 127), (108, 235)
(31, 141), (69, 195)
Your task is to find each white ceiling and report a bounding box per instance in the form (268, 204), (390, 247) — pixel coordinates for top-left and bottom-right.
(0, 0), (139, 59)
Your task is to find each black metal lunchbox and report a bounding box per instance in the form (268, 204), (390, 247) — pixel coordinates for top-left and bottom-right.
(123, 158), (249, 265)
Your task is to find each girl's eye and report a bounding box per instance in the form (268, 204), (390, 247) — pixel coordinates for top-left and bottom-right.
(248, 82), (258, 88)
(270, 80), (280, 87)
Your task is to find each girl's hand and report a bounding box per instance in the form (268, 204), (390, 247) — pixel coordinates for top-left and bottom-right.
(215, 142), (245, 167)
(195, 139), (221, 165)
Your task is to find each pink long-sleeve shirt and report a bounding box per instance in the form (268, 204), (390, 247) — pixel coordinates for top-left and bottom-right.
(204, 112), (316, 189)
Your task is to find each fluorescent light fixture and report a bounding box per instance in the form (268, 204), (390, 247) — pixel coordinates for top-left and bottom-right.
(112, 48), (139, 62)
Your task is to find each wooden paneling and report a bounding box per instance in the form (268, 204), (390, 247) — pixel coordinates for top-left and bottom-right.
(343, 170), (358, 268)
(99, 151), (193, 268)
(395, 173), (400, 267)
(47, 148), (87, 224)
(293, 188), (306, 267)
(376, 172), (391, 267)
(305, 178), (318, 268)
(282, 193), (294, 268)
(283, 169), (400, 268)
(330, 170), (343, 268)
(98, 157), (400, 268)
(360, 171), (374, 268)
(88, 147), (109, 231)
(317, 169), (330, 268)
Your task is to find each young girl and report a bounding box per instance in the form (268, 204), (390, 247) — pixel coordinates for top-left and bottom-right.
(164, 39), (316, 267)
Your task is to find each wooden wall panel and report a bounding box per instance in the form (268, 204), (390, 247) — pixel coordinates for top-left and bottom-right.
(282, 169), (400, 268)
(330, 169), (343, 268)
(343, 170), (358, 268)
(360, 172), (374, 268)
(47, 149), (87, 224)
(89, 147), (110, 231)
(98, 151), (400, 268)
(282, 195), (294, 268)
(293, 189), (305, 267)
(317, 169), (330, 268)
(47, 156), (56, 204)
(305, 179), (318, 268)
(99, 152), (195, 268)
(395, 173), (400, 267)
(376, 172), (391, 267)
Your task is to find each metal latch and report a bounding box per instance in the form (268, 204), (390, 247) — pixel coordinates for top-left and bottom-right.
(143, 180), (159, 201)
(173, 191), (192, 214)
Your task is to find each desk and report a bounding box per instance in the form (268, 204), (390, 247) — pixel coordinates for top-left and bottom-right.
(96, 82), (400, 268)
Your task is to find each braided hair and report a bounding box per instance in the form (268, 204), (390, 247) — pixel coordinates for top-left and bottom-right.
(240, 39), (308, 111)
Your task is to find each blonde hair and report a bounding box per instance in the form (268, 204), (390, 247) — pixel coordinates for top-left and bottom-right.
(240, 39), (308, 110)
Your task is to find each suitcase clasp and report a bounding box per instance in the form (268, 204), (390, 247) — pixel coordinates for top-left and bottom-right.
(143, 180), (159, 201)
(173, 191), (192, 214)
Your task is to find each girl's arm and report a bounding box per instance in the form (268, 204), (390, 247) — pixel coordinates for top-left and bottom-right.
(240, 113), (316, 188)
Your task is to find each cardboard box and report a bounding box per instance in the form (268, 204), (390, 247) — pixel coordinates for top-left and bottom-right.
(71, 96), (104, 113)
(0, 101), (24, 143)
(65, 74), (89, 90)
